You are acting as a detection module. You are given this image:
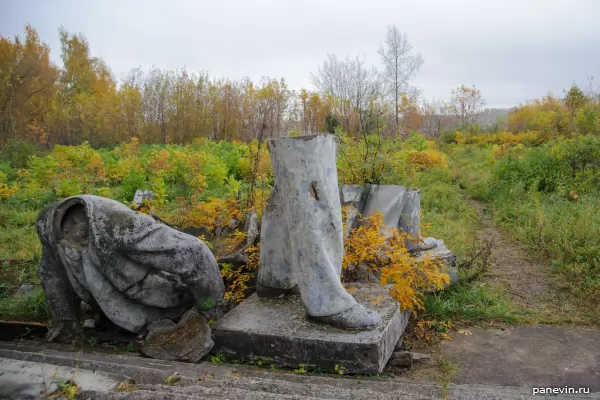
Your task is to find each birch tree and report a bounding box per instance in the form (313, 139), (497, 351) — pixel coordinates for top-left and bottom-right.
(377, 25), (423, 136)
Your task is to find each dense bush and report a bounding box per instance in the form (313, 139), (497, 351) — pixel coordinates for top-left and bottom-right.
(335, 130), (449, 185)
(493, 135), (600, 197)
(0, 134), (467, 316)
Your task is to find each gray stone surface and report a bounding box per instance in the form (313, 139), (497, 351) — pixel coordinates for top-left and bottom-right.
(1, 341), (594, 399)
(147, 319), (176, 332)
(141, 309), (214, 363)
(211, 284), (408, 374)
(0, 357), (122, 398)
(339, 184), (368, 240)
(84, 381), (599, 400)
(340, 184), (458, 285)
(36, 195), (225, 342)
(133, 189), (155, 205)
(440, 325), (600, 392)
(14, 284), (38, 297)
(395, 335), (404, 351)
(83, 318), (95, 329)
(258, 134), (381, 330)
(244, 210), (259, 247)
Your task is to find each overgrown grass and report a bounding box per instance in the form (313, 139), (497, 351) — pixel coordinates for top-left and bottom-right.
(405, 166), (523, 324)
(0, 137), (491, 324)
(0, 205), (41, 262)
(422, 283), (522, 324)
(443, 143), (494, 199)
(493, 193), (600, 295)
(0, 287), (48, 321)
(0, 199), (46, 321)
(0, 203), (42, 295)
(446, 138), (600, 304)
(404, 167), (480, 259)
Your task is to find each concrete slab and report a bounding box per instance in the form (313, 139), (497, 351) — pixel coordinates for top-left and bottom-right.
(211, 283), (409, 374)
(440, 325), (600, 392)
(0, 357), (122, 398)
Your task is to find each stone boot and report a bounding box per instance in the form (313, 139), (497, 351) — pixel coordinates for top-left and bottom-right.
(258, 134), (381, 330)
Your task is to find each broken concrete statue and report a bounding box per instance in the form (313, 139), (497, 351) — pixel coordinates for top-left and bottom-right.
(132, 189), (154, 207)
(257, 134), (382, 330)
(340, 184), (459, 284)
(340, 184), (437, 251)
(36, 195), (225, 345)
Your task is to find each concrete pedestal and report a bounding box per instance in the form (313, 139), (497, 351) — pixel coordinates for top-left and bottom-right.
(210, 284), (409, 374)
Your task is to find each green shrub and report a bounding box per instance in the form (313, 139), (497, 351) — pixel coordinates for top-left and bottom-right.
(454, 135), (600, 298)
(440, 131), (458, 144)
(5, 140), (37, 169)
(121, 169), (148, 201)
(0, 288), (49, 322)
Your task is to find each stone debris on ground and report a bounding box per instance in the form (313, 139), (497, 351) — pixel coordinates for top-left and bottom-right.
(141, 309), (214, 363)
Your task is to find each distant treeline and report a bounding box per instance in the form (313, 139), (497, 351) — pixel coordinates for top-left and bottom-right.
(1, 25), (599, 148)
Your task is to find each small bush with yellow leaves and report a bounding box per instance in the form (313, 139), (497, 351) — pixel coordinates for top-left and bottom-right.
(342, 212), (450, 311)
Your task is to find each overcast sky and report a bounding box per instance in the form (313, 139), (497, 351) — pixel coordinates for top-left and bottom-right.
(2, 0), (599, 108)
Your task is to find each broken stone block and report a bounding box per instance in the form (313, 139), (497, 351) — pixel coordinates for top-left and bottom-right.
(14, 284), (37, 297)
(339, 184), (456, 286)
(388, 351), (412, 368)
(82, 319), (95, 330)
(339, 184), (438, 251)
(388, 351), (433, 369)
(412, 352), (432, 361)
(414, 239), (459, 285)
(132, 190), (154, 206)
(141, 309), (213, 363)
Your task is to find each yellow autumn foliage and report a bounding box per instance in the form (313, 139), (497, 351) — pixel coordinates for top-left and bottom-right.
(238, 140), (273, 182)
(177, 197), (242, 233)
(456, 130), (547, 148)
(406, 150), (448, 171)
(220, 244), (260, 304)
(343, 212), (450, 311)
(0, 183), (18, 200)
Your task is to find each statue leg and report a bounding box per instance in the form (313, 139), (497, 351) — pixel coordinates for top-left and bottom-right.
(40, 242), (82, 342)
(36, 203), (82, 343)
(256, 183), (298, 297)
(259, 135), (381, 330)
(399, 189), (437, 251)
